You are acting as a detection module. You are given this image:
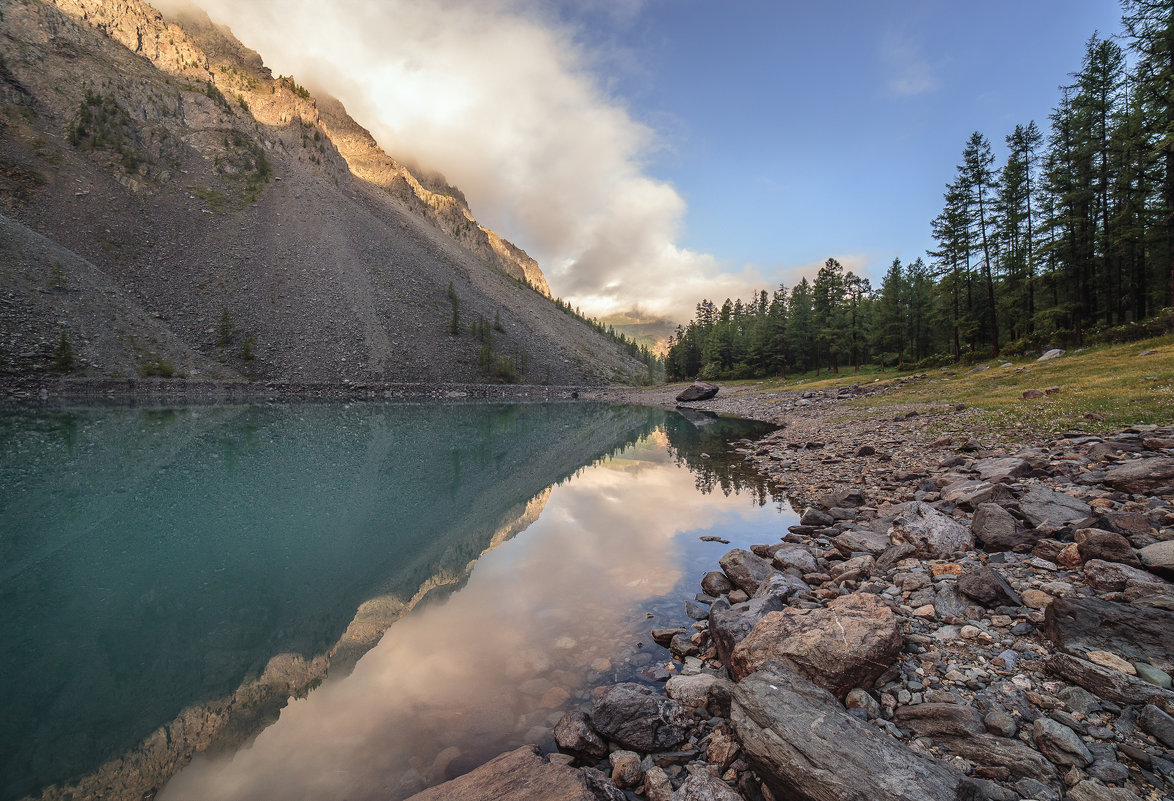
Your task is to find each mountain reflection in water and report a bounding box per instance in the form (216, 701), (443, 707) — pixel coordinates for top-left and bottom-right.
(0, 402), (786, 801)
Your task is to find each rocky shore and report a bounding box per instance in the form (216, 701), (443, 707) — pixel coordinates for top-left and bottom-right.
(419, 382), (1174, 801)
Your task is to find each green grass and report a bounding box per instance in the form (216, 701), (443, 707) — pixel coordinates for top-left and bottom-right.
(670, 334), (1174, 441)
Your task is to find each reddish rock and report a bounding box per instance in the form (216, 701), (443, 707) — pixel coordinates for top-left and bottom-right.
(729, 593), (902, 697)
(1103, 456), (1174, 494)
(405, 746), (604, 801)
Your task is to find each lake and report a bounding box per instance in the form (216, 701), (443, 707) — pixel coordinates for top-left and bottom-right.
(0, 401), (793, 801)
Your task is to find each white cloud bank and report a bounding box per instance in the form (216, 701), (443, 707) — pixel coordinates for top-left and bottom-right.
(165, 0), (776, 322)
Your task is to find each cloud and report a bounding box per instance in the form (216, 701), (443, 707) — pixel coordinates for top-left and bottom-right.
(163, 0), (746, 322)
(880, 27), (940, 98)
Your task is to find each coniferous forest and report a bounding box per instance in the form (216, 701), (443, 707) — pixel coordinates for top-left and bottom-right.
(666, 1), (1174, 381)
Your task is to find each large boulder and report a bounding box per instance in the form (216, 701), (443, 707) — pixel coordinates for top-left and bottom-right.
(590, 683), (687, 752)
(1017, 486), (1091, 528)
(718, 548), (775, 595)
(728, 593), (902, 697)
(676, 381), (719, 402)
(730, 664), (981, 801)
(1043, 596), (1174, 674)
(971, 502), (1037, 552)
(404, 745), (607, 801)
(1103, 456), (1174, 494)
(887, 501), (974, 558)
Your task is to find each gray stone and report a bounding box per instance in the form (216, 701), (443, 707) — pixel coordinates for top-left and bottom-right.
(1018, 485), (1091, 528)
(971, 502), (1037, 552)
(1043, 596), (1174, 674)
(708, 594), (785, 666)
(553, 711), (608, 762)
(669, 766), (741, 801)
(800, 506), (835, 527)
(887, 501), (974, 558)
(933, 582), (972, 619)
(730, 664), (980, 801)
(1048, 652), (1174, 708)
(1135, 662), (1172, 689)
(685, 600), (709, 620)
(832, 528), (891, 556)
(1038, 348), (1065, 361)
(676, 381), (719, 402)
(700, 570), (733, 596)
(983, 709), (1017, 738)
(1138, 703), (1174, 748)
(767, 544), (819, 574)
(718, 548), (775, 595)
(664, 673), (715, 709)
(1139, 540), (1174, 579)
(927, 732), (1057, 780)
(1032, 717), (1092, 767)
(973, 457), (1031, 482)
(1066, 779), (1143, 801)
(940, 479), (1015, 511)
(823, 487), (867, 508)
(590, 683), (687, 753)
(957, 566), (1023, 608)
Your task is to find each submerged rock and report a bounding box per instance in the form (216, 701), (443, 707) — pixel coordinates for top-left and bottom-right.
(403, 745), (606, 801)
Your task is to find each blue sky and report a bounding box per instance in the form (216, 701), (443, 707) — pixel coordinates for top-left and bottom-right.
(185, 0), (1128, 322)
(572, 0), (1127, 287)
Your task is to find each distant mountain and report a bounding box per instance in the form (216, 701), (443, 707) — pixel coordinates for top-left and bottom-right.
(0, 0), (648, 384)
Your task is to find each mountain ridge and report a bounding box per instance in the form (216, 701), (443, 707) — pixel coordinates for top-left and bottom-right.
(0, 0), (644, 384)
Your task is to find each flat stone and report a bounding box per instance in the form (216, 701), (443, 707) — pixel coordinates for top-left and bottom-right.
(665, 673), (716, 709)
(1044, 597), (1174, 674)
(730, 664), (980, 801)
(1103, 456), (1174, 494)
(1085, 650), (1136, 675)
(1138, 703), (1174, 748)
(894, 703), (986, 737)
(1066, 780), (1143, 801)
(1134, 662), (1172, 689)
(1018, 486), (1091, 528)
(973, 457), (1031, 482)
(1048, 652), (1174, 708)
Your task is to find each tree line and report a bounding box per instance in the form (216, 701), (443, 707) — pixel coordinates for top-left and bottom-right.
(667, 1), (1174, 381)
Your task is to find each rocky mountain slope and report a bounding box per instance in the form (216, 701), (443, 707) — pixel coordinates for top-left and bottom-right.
(0, 0), (641, 384)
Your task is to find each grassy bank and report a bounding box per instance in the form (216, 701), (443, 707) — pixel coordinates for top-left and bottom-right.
(672, 334), (1174, 441)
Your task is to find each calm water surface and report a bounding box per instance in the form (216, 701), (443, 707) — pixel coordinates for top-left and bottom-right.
(0, 402), (793, 801)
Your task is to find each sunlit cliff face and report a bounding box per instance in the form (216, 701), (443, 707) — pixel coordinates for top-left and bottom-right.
(160, 434), (769, 801)
(155, 0), (775, 323)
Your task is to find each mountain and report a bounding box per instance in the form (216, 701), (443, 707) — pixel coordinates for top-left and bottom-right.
(0, 0), (648, 384)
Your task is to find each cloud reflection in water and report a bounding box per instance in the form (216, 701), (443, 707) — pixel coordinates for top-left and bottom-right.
(162, 431), (781, 801)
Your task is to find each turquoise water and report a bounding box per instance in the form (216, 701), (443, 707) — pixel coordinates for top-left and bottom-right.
(0, 402), (790, 801)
